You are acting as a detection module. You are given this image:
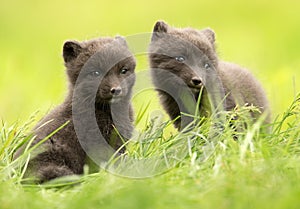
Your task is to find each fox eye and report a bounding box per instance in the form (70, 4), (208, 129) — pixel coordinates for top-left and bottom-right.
(120, 67), (128, 74)
(204, 63), (210, 69)
(175, 56), (185, 63)
(89, 70), (101, 77)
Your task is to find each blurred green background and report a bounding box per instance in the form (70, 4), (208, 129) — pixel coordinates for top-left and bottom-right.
(0, 0), (299, 124)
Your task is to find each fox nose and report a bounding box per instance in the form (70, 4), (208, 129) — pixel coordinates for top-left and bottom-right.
(110, 87), (122, 96)
(191, 77), (202, 87)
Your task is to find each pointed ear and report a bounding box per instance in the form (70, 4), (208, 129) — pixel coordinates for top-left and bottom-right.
(115, 36), (128, 47)
(151, 21), (169, 41)
(63, 41), (83, 63)
(153, 21), (169, 33)
(202, 28), (215, 45)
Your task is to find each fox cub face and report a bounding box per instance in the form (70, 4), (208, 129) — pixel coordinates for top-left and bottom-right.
(149, 21), (219, 97)
(63, 36), (136, 103)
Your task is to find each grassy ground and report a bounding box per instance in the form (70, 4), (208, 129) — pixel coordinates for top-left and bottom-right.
(1, 95), (300, 209)
(1, 0), (300, 208)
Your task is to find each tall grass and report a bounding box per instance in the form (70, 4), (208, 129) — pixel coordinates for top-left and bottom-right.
(0, 94), (299, 209)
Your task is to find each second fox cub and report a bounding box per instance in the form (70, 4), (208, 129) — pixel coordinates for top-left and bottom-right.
(16, 36), (136, 183)
(149, 21), (269, 129)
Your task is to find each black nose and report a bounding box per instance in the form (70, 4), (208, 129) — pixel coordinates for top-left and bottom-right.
(191, 77), (202, 86)
(110, 87), (122, 96)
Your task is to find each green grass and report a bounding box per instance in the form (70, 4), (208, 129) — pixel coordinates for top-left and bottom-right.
(1, 95), (300, 209)
(1, 0), (300, 208)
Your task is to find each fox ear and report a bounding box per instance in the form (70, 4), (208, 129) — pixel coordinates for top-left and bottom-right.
(63, 41), (83, 63)
(153, 21), (169, 33)
(202, 28), (215, 45)
(115, 36), (128, 47)
(151, 21), (169, 41)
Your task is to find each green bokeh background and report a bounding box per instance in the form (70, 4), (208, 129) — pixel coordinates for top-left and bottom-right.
(0, 0), (299, 124)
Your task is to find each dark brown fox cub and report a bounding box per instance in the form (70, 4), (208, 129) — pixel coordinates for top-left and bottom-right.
(149, 21), (269, 130)
(16, 36), (136, 183)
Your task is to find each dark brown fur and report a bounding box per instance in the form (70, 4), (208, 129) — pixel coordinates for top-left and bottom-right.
(149, 21), (270, 130)
(16, 36), (136, 183)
